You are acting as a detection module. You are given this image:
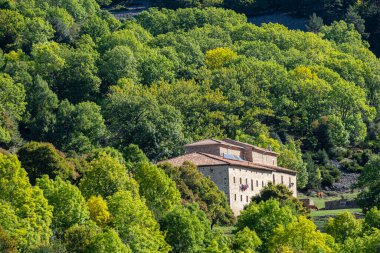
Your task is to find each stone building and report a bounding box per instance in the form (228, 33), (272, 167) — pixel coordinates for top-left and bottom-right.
(162, 138), (297, 215)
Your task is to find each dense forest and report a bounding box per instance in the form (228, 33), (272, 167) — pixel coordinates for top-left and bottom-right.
(1, 0), (380, 252)
(124, 0), (380, 56)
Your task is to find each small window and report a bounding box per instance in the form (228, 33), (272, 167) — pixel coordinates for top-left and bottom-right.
(273, 174), (276, 184)
(251, 179), (253, 191)
(210, 169), (214, 173)
(245, 178), (248, 185)
(246, 196), (249, 202)
(273, 160), (275, 165)
(262, 181), (264, 187)
(256, 180), (258, 187)
(233, 177), (236, 183)
(281, 176), (284, 184)
(240, 178), (242, 184)
(240, 195), (243, 202)
(234, 194), (236, 201)
(289, 177), (291, 184)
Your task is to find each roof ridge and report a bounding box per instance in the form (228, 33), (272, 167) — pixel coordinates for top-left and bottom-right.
(200, 153), (279, 172)
(223, 138), (278, 155)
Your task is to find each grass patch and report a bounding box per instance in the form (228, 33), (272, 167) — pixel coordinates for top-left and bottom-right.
(310, 208), (362, 218)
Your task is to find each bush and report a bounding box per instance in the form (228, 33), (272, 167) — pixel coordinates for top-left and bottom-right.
(314, 149), (329, 165)
(330, 146), (348, 161)
(321, 172), (335, 188)
(329, 167), (342, 181)
(340, 159), (363, 172)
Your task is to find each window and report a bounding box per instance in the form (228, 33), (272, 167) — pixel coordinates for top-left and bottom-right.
(246, 196), (249, 202)
(234, 194), (236, 201)
(240, 178), (242, 184)
(245, 178), (248, 185)
(210, 169), (214, 173)
(233, 177), (236, 183)
(256, 180), (258, 187)
(273, 174), (276, 184)
(262, 181), (264, 187)
(273, 160), (275, 165)
(281, 176), (284, 184)
(240, 195), (243, 202)
(251, 179), (253, 191)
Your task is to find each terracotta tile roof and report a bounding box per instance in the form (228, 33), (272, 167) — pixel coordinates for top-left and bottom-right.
(184, 138), (243, 149)
(223, 138), (279, 155)
(160, 152), (296, 175)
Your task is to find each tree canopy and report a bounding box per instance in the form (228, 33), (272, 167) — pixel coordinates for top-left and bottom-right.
(1, 2), (380, 252)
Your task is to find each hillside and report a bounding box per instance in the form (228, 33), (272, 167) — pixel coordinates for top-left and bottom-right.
(1, 1), (380, 252)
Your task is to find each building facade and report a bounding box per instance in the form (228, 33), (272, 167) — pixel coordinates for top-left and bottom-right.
(162, 138), (297, 215)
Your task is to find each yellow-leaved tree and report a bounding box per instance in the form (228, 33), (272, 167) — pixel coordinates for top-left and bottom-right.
(205, 47), (237, 69)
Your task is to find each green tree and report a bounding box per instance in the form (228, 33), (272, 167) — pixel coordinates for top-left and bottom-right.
(31, 42), (65, 86)
(64, 222), (100, 253)
(0, 73), (26, 144)
(0, 9), (25, 50)
(137, 48), (175, 85)
(235, 199), (295, 251)
(339, 229), (380, 253)
(17, 142), (75, 184)
(37, 176), (90, 233)
(320, 20), (363, 45)
(345, 5), (367, 37)
(107, 190), (170, 253)
(22, 76), (59, 141)
(304, 152), (322, 189)
(231, 227), (262, 253)
(363, 207), (380, 232)
(80, 15), (110, 40)
(103, 79), (186, 161)
(0, 153), (53, 250)
(355, 155), (380, 209)
(251, 182), (308, 215)
(86, 147), (126, 166)
(99, 45), (138, 87)
(58, 36), (101, 102)
(22, 17), (54, 51)
(131, 162), (181, 218)
(278, 139), (308, 189)
(79, 152), (138, 198)
(306, 13), (324, 33)
(0, 226), (18, 253)
(161, 204), (211, 253)
(54, 100), (107, 153)
(122, 144), (149, 165)
(269, 216), (337, 253)
(86, 229), (131, 253)
(325, 211), (363, 243)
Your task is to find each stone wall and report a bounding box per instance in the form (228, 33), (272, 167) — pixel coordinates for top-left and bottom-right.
(185, 145), (243, 157)
(325, 199), (358, 210)
(228, 166), (273, 215)
(252, 151), (277, 166)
